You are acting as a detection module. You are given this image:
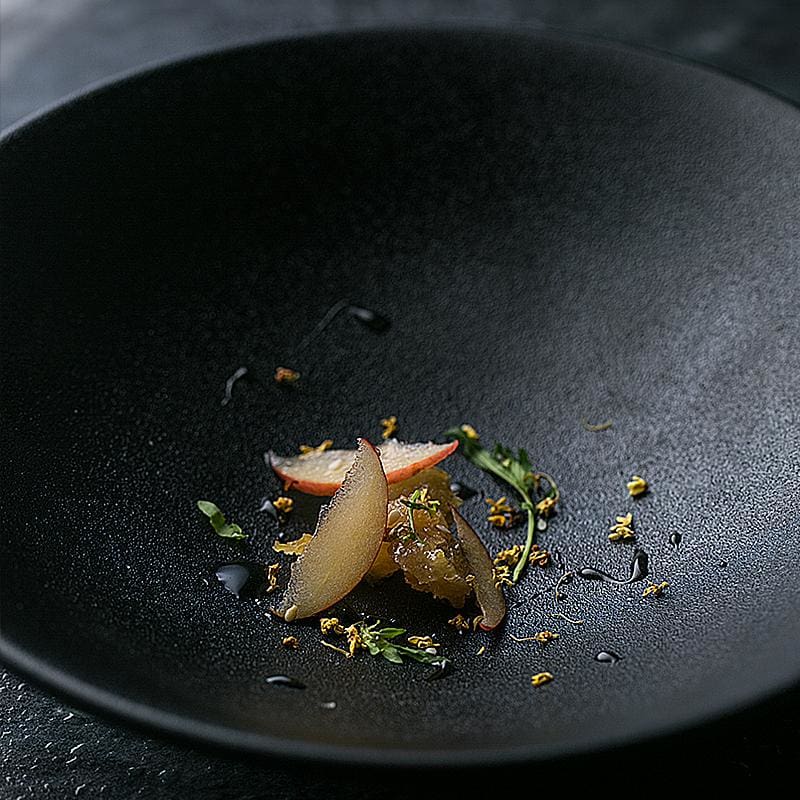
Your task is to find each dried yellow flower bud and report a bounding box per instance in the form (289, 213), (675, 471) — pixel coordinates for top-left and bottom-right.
(643, 581), (669, 598)
(299, 440), (333, 457)
(626, 475), (648, 497)
(460, 424), (480, 440)
(272, 496), (294, 514)
(380, 415), (398, 439)
(272, 533), (313, 556)
(274, 366), (300, 384)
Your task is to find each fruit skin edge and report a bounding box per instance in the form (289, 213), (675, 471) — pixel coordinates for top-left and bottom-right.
(278, 438), (389, 621)
(270, 440), (459, 496)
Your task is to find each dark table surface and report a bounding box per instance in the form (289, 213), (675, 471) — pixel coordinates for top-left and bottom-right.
(2, 2), (799, 797)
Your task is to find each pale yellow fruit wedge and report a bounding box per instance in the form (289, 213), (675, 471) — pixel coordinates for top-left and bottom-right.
(453, 509), (507, 630)
(278, 439), (388, 621)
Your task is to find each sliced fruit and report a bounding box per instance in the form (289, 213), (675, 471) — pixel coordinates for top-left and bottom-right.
(386, 496), (472, 608)
(277, 439), (388, 621)
(364, 542), (400, 583)
(366, 468), (461, 583)
(269, 439), (458, 496)
(452, 509), (506, 630)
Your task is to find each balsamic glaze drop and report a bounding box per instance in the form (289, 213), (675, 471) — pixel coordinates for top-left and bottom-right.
(258, 497), (279, 520)
(576, 548), (649, 585)
(214, 562), (267, 599)
(449, 481), (477, 500)
(266, 675), (306, 690)
(424, 661), (453, 682)
(595, 650), (622, 664)
(347, 305), (391, 333)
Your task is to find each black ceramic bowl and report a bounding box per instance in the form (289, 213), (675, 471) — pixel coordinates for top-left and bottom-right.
(2, 28), (799, 765)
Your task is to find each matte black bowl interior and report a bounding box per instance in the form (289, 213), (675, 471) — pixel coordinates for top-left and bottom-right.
(2, 28), (799, 765)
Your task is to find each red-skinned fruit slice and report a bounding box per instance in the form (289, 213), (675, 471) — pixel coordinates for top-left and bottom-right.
(452, 508), (507, 631)
(269, 439), (458, 496)
(278, 439), (388, 621)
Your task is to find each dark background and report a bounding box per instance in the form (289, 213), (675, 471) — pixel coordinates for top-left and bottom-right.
(2, 1), (799, 797)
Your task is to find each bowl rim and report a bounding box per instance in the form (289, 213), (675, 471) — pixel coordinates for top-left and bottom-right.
(2, 23), (799, 766)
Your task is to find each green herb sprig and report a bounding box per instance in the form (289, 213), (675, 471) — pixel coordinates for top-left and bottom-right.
(355, 621), (448, 667)
(445, 426), (558, 583)
(398, 487), (441, 541)
(197, 500), (247, 540)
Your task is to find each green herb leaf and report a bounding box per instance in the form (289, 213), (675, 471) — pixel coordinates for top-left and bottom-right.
(381, 648), (404, 664)
(445, 426), (559, 582)
(399, 487), (441, 541)
(197, 500), (247, 540)
(352, 621), (448, 668)
(376, 627), (406, 639)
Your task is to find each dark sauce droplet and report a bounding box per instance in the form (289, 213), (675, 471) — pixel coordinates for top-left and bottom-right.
(214, 562), (267, 599)
(449, 481), (477, 500)
(266, 675), (306, 690)
(669, 532), (683, 548)
(577, 549), (649, 585)
(258, 498), (279, 520)
(595, 650), (622, 664)
(424, 661), (453, 682)
(347, 305), (391, 333)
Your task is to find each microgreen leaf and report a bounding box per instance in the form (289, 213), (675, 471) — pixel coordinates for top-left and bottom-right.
(197, 500), (247, 540)
(350, 621), (449, 668)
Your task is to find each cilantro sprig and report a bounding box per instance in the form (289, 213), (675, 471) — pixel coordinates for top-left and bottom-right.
(197, 500), (247, 540)
(445, 426), (559, 583)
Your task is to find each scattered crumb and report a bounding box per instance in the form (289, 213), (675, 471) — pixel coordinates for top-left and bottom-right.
(477, 646), (486, 656)
(299, 440), (333, 458)
(626, 475), (648, 497)
(531, 672), (554, 687)
(609, 512), (635, 542)
(528, 545), (551, 567)
(272, 496), (294, 514)
(273, 533), (314, 556)
(320, 617), (346, 635)
(266, 563), (280, 593)
(581, 418), (613, 432)
(510, 631), (559, 644)
(535, 495), (557, 518)
(494, 544), (524, 567)
(274, 366), (300, 384)
(282, 636), (300, 649)
(447, 614), (471, 632)
(407, 635), (439, 649)
(380, 415), (398, 439)
(486, 496), (515, 528)
(643, 581), (669, 598)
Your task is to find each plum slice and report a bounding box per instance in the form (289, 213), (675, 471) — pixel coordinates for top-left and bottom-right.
(269, 439), (458, 496)
(452, 509), (507, 631)
(278, 439), (388, 621)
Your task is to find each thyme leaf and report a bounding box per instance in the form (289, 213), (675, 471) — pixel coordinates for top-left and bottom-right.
(351, 621), (448, 668)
